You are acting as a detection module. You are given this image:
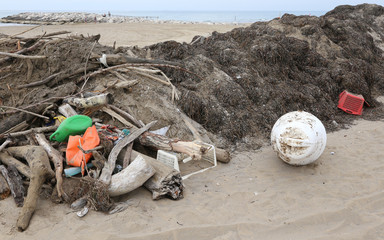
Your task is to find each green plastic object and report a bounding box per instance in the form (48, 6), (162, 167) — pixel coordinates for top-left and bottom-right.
(50, 115), (92, 142)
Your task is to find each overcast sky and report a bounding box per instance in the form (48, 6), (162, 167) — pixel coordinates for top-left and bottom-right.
(1, 0), (383, 11)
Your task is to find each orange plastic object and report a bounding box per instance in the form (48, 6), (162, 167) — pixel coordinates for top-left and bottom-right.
(66, 125), (100, 174)
(338, 90), (365, 115)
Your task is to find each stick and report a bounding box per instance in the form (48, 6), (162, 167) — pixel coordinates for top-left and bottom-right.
(77, 63), (203, 83)
(2, 125), (57, 139)
(16, 72), (61, 89)
(108, 105), (143, 128)
(0, 106), (49, 120)
(0, 165), (25, 207)
(108, 155), (155, 197)
(35, 133), (66, 200)
(99, 121), (157, 185)
(134, 71), (171, 86)
(0, 139), (12, 152)
(0, 25), (40, 42)
(0, 51), (46, 59)
(102, 106), (136, 129)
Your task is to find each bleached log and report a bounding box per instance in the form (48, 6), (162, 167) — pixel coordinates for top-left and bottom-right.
(6, 146), (54, 231)
(108, 155), (155, 197)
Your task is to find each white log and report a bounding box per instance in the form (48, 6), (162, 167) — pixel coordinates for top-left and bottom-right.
(108, 155), (155, 197)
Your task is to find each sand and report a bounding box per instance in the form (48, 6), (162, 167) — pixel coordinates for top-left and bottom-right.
(1, 23), (384, 240)
(0, 22), (248, 47)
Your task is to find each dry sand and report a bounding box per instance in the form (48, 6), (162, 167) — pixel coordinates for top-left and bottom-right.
(1, 23), (384, 240)
(0, 22), (248, 47)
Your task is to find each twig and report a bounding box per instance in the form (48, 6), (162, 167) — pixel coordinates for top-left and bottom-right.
(16, 72), (61, 89)
(0, 106), (49, 120)
(77, 145), (104, 154)
(2, 125), (57, 139)
(108, 105), (143, 128)
(0, 51), (46, 59)
(134, 71), (171, 86)
(0, 139), (12, 152)
(102, 107), (136, 129)
(77, 63), (203, 83)
(81, 41), (97, 92)
(0, 25), (41, 42)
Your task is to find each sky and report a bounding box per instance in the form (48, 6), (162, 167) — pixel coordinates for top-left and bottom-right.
(1, 0), (383, 12)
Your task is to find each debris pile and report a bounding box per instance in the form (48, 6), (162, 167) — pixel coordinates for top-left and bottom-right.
(1, 3), (384, 231)
(145, 3), (384, 147)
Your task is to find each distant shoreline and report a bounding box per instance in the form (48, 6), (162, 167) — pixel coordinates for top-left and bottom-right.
(0, 11), (255, 25)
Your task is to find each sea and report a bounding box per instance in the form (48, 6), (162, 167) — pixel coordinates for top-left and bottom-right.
(0, 10), (327, 26)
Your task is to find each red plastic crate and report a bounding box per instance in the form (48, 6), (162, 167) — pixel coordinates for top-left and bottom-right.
(338, 90), (364, 115)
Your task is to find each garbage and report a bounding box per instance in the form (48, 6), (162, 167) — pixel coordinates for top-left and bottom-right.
(50, 115), (93, 142)
(338, 90), (366, 115)
(66, 126), (100, 174)
(64, 163), (94, 177)
(271, 111), (327, 166)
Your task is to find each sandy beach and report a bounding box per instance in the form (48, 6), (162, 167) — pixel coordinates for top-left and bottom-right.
(0, 22), (248, 47)
(0, 118), (383, 240)
(1, 19), (384, 240)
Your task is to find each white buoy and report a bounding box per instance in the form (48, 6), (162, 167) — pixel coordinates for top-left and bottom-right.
(271, 111), (326, 166)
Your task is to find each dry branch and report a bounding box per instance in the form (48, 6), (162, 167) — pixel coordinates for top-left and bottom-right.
(0, 51), (46, 59)
(2, 125), (57, 139)
(102, 106), (136, 129)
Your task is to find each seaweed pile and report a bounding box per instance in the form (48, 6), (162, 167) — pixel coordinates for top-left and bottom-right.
(145, 4), (384, 147)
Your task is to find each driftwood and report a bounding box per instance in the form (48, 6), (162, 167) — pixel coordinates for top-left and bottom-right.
(108, 104), (143, 128)
(0, 165), (25, 206)
(15, 72), (61, 89)
(6, 146), (55, 231)
(131, 150), (183, 200)
(0, 139), (12, 152)
(99, 121), (157, 185)
(108, 155), (156, 197)
(0, 51), (46, 59)
(35, 133), (66, 200)
(0, 173), (10, 200)
(122, 143), (133, 168)
(102, 106), (136, 129)
(139, 132), (231, 163)
(2, 125), (57, 139)
(0, 152), (31, 178)
(97, 53), (181, 67)
(0, 106), (49, 120)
